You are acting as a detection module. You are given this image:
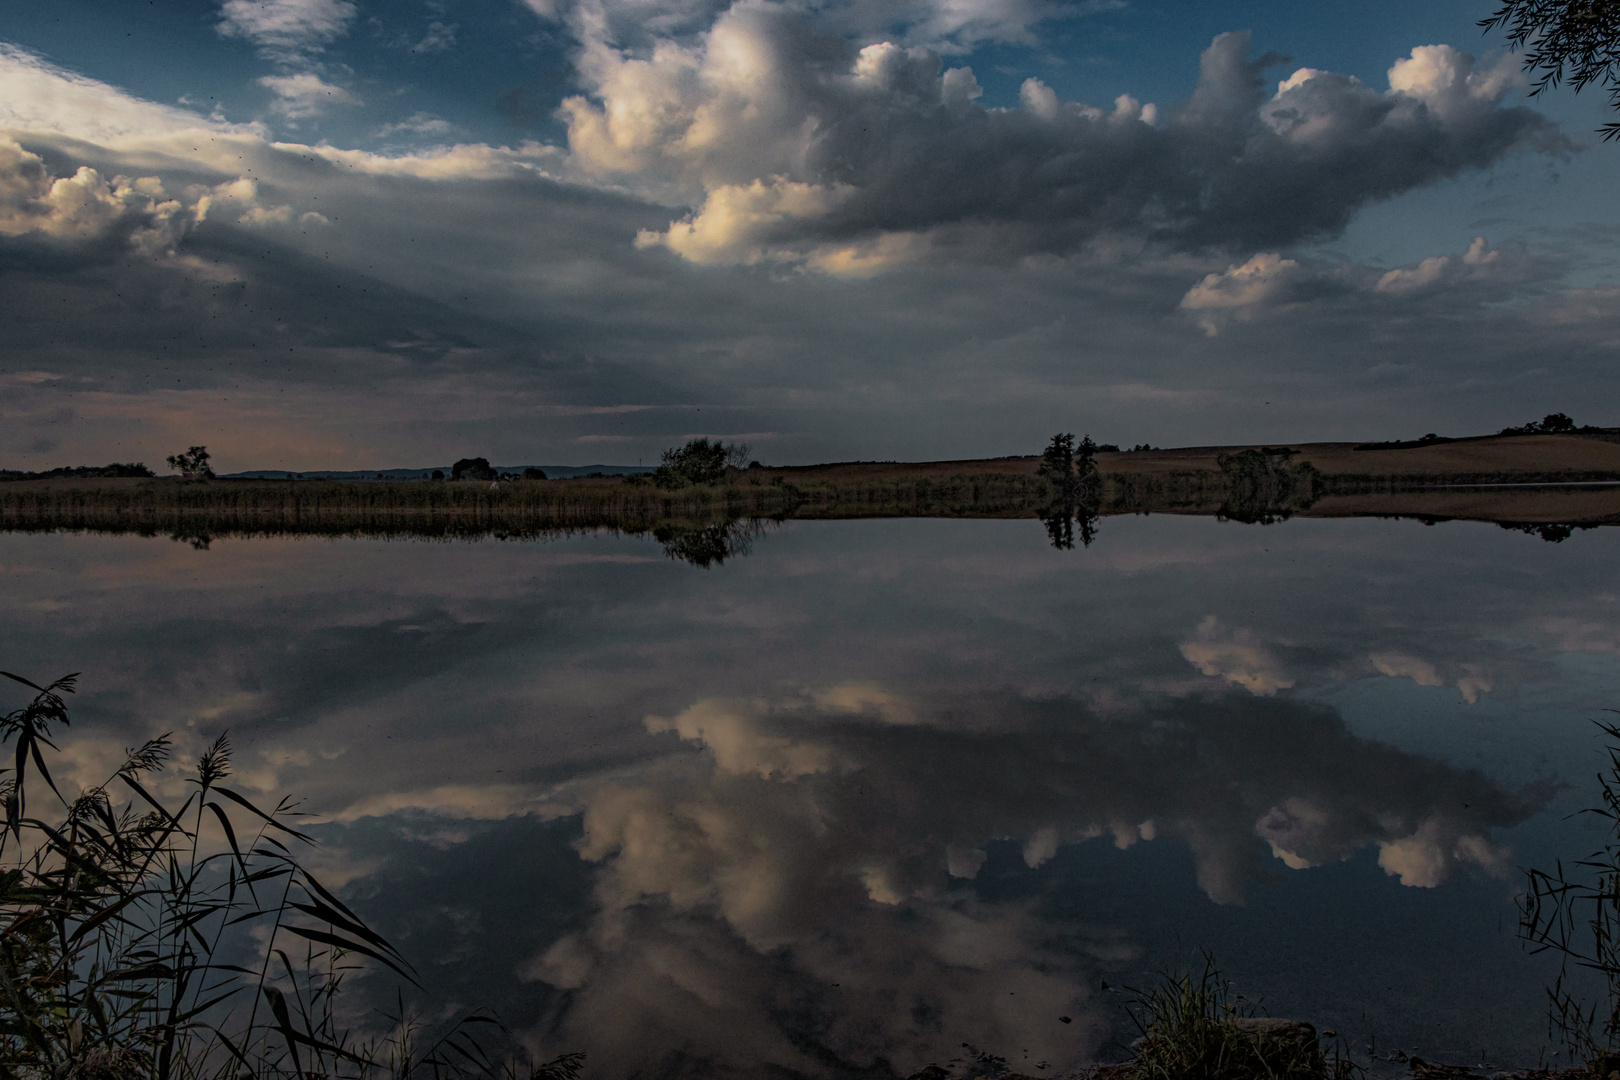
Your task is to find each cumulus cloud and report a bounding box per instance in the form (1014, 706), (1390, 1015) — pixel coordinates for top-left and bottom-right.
(1179, 615), (1294, 695)
(1376, 235), (1499, 293)
(0, 138), (184, 249)
(561, 11), (1562, 271)
(0, 136), (314, 263)
(1177, 235), (1515, 333)
(1180, 252), (1303, 335)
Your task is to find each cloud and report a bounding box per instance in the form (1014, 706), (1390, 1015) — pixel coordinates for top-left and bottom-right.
(218, 0), (359, 59)
(0, 138), (183, 247)
(1180, 252), (1303, 335)
(1177, 236), (1517, 334)
(1536, 617), (1620, 656)
(1369, 651), (1494, 704)
(1179, 615), (1294, 695)
(563, 13), (1563, 271)
(0, 43), (266, 153)
(410, 21), (458, 53)
(0, 34), (1611, 470)
(287, 140), (567, 178)
(516, 685), (1541, 1073)
(0, 136), (315, 264)
(259, 72), (362, 118)
(375, 113), (456, 140)
(635, 177), (856, 265)
(1370, 651), (1444, 687)
(525, 0), (1109, 58)
(645, 697), (841, 777)
(1376, 236), (1499, 293)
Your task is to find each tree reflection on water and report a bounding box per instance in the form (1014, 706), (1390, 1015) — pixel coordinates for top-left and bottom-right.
(653, 518), (775, 567)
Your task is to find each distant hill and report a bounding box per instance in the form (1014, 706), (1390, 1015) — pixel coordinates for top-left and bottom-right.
(221, 465), (655, 480)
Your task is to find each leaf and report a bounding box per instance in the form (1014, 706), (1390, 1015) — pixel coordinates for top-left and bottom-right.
(117, 774), (185, 828)
(286, 900), (398, 956)
(213, 786), (314, 842)
(67, 890), (154, 945)
(280, 925), (419, 984)
(205, 801), (254, 889)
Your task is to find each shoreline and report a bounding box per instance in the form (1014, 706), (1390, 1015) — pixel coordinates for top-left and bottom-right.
(4, 432), (1620, 542)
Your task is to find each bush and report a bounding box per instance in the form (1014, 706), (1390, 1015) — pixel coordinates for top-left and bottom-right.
(1116, 954), (1348, 1080)
(450, 458), (497, 482)
(1501, 412), (1578, 436)
(658, 439), (736, 486)
(166, 448), (214, 481)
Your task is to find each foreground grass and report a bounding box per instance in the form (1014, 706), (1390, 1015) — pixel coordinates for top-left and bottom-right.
(0, 672), (581, 1080)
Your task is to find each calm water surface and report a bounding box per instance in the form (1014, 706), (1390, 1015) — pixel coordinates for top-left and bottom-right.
(4, 515), (1619, 1078)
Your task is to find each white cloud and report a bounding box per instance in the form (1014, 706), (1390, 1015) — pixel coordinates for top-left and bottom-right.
(0, 128), (322, 265)
(0, 43), (265, 154)
(1377, 818), (1511, 887)
(1377, 236), (1499, 293)
(645, 698), (840, 777)
(0, 138), (175, 243)
(561, 15), (1560, 272)
(1536, 617), (1620, 655)
(1179, 252), (1301, 335)
(290, 140), (568, 178)
(526, 0), (1102, 57)
(218, 0), (358, 58)
(259, 72), (361, 118)
(1368, 650), (1493, 704)
(637, 177), (855, 265)
(1369, 651), (1444, 687)
(375, 112), (456, 140)
(1177, 236), (1513, 332)
(1179, 615), (1294, 696)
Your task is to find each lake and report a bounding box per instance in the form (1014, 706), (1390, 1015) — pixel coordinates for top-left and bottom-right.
(3, 512), (1617, 1078)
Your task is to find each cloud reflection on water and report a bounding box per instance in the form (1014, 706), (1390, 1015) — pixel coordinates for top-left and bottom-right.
(507, 683), (1544, 1076)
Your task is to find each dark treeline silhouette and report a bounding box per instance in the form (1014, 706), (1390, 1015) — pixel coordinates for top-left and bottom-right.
(0, 462), (154, 481)
(1036, 432), (1103, 549)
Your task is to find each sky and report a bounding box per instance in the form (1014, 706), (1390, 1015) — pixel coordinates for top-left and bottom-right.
(1, 0), (1617, 471)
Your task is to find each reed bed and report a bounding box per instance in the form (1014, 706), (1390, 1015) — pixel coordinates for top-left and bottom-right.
(4, 470), (1617, 547)
(0, 475), (1053, 540)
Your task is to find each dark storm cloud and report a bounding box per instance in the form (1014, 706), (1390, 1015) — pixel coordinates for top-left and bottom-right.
(565, 10), (1565, 266)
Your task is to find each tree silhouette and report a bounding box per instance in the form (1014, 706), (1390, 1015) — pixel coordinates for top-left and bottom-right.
(1483, 0), (1620, 139)
(165, 446), (213, 479)
(1036, 432), (1102, 548)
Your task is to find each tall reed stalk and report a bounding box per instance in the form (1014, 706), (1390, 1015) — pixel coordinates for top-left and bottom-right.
(1521, 719), (1620, 1071)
